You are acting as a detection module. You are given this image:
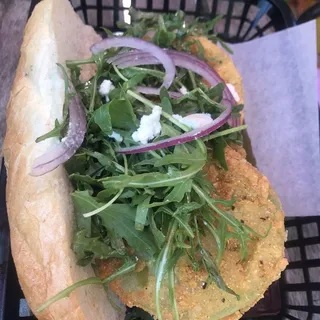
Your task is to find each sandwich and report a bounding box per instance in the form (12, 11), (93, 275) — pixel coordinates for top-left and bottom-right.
(2, 0), (288, 319)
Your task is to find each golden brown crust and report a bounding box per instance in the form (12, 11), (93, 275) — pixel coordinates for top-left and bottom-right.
(100, 147), (287, 320)
(3, 0), (120, 319)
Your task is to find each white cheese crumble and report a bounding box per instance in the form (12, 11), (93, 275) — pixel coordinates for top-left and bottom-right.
(132, 105), (162, 144)
(226, 83), (240, 102)
(99, 80), (115, 102)
(108, 131), (123, 142)
(179, 86), (188, 95)
(173, 113), (214, 129)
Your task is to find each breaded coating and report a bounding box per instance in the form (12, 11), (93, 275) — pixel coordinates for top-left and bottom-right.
(99, 147), (287, 320)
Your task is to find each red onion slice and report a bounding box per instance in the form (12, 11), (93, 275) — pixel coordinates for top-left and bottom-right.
(31, 94), (86, 176)
(116, 104), (231, 154)
(91, 37), (176, 89)
(109, 49), (236, 106)
(136, 86), (182, 99)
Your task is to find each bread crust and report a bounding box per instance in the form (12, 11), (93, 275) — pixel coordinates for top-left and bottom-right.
(3, 0), (120, 319)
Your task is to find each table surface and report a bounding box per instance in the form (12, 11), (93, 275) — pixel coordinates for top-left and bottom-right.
(0, 1), (318, 318)
(0, 0), (31, 148)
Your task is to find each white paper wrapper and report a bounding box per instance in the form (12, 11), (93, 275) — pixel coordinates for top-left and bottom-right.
(230, 21), (320, 217)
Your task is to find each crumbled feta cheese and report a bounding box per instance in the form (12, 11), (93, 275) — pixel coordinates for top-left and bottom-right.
(226, 83), (240, 102)
(99, 80), (115, 102)
(132, 106), (162, 144)
(179, 86), (188, 95)
(108, 131), (123, 142)
(173, 113), (213, 129)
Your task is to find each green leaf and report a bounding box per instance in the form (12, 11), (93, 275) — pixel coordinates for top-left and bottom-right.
(160, 87), (173, 115)
(150, 213), (165, 249)
(154, 150), (206, 167)
(207, 83), (224, 101)
(164, 179), (192, 203)
(161, 97), (173, 115)
(100, 162), (204, 189)
(84, 151), (113, 168)
(93, 104), (112, 134)
(56, 63), (71, 118)
(101, 27), (114, 37)
(109, 98), (137, 130)
(73, 191), (92, 236)
(200, 247), (239, 298)
(123, 74), (146, 90)
(172, 214), (194, 238)
(35, 119), (64, 142)
(70, 174), (103, 188)
(97, 188), (119, 201)
(154, 220), (178, 320)
(211, 137), (228, 170)
(160, 123), (181, 137)
(65, 153), (87, 175)
(73, 230), (119, 265)
(153, 29), (176, 48)
(135, 196), (151, 231)
(232, 104), (244, 113)
(72, 191), (157, 260)
(173, 202), (203, 217)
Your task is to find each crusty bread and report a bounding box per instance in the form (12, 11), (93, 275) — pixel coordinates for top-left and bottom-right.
(2, 0), (121, 319)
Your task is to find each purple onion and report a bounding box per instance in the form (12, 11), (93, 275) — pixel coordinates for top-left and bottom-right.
(31, 94), (86, 176)
(91, 37), (176, 89)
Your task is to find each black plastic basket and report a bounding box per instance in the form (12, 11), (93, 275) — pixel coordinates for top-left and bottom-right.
(1, 0), (319, 319)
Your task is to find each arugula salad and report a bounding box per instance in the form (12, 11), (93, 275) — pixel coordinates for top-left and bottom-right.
(34, 10), (264, 320)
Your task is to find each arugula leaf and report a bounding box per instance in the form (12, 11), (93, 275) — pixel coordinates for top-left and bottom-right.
(200, 247), (239, 298)
(207, 83), (224, 101)
(100, 162), (204, 189)
(101, 27), (114, 37)
(72, 191), (157, 260)
(164, 179), (192, 203)
(93, 104), (112, 134)
(97, 188), (119, 201)
(123, 74), (146, 90)
(108, 98), (137, 130)
(153, 28), (177, 48)
(160, 87), (173, 115)
(150, 213), (165, 249)
(172, 202), (203, 216)
(70, 174), (104, 188)
(73, 192), (92, 236)
(65, 153), (88, 175)
(135, 196), (151, 231)
(35, 119), (64, 142)
(84, 150), (114, 170)
(73, 229), (120, 266)
(211, 137), (228, 170)
(154, 220), (178, 320)
(154, 149), (206, 167)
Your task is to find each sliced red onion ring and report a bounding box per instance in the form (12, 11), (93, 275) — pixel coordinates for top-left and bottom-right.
(31, 94), (86, 176)
(90, 37), (176, 89)
(109, 49), (236, 106)
(136, 86), (182, 99)
(116, 104), (231, 154)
